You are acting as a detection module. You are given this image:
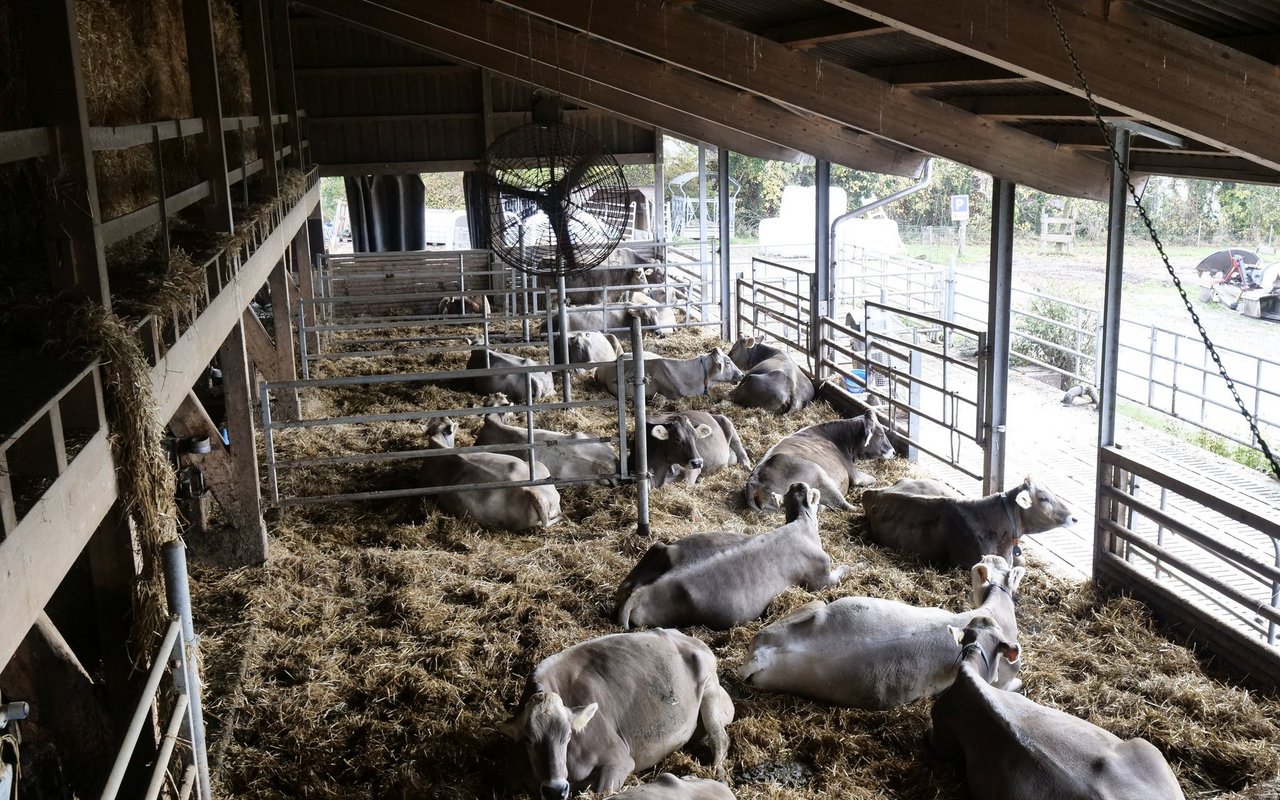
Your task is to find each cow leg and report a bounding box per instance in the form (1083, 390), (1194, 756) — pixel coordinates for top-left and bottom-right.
(804, 562), (851, 590)
(849, 468), (877, 488)
(723, 424), (751, 468)
(697, 683), (735, 777)
(593, 756), (636, 793)
(816, 476), (857, 511)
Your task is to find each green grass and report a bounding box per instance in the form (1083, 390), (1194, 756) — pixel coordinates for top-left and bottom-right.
(1118, 400), (1275, 475)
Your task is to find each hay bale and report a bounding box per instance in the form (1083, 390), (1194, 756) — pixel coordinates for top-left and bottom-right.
(211, 0), (252, 115)
(128, 0), (191, 120)
(189, 325), (1280, 799)
(77, 0), (148, 124)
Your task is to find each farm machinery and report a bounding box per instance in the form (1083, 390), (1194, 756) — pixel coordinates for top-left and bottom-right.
(1196, 248), (1280, 321)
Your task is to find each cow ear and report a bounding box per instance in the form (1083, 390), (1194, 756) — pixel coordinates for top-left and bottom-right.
(1000, 643), (1021, 663)
(651, 425), (670, 441)
(807, 487), (821, 507)
(1007, 567), (1027, 593)
(972, 562), (990, 585)
(770, 492), (783, 509)
(1015, 489), (1033, 509)
(570, 703), (598, 732)
(948, 625), (966, 646)
(694, 424), (713, 439)
(862, 411), (878, 446)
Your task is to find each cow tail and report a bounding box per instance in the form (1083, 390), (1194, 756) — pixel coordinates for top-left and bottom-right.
(618, 591), (640, 630)
(745, 480), (763, 511)
(527, 489), (551, 528)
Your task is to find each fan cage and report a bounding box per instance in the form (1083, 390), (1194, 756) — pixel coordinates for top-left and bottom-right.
(485, 123), (630, 276)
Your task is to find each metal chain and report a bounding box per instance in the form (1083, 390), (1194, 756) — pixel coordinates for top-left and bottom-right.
(1043, 0), (1280, 482)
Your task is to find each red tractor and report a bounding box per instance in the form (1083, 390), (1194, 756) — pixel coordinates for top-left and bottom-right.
(1196, 248), (1280, 320)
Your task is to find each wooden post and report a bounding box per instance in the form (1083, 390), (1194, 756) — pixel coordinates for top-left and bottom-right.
(184, 0), (234, 232)
(20, 0), (110, 306)
(245, 0), (280, 194)
(215, 323), (268, 564)
(86, 503), (143, 717)
(299, 212), (321, 352)
(271, 0), (304, 169)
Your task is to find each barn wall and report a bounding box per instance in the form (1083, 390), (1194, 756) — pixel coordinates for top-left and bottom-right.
(289, 16), (658, 174)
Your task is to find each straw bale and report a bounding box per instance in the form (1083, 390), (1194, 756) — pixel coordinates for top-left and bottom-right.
(128, 0), (192, 119)
(211, 0), (252, 115)
(77, 0), (148, 124)
(189, 325), (1280, 800)
(0, 1), (27, 128)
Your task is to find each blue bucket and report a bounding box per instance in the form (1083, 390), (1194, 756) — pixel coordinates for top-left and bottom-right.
(843, 368), (867, 394)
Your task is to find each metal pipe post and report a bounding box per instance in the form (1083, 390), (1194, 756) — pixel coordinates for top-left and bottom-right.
(629, 313), (651, 538)
(556, 273), (572, 402)
(1095, 126), (1131, 570)
(718, 150), (733, 340)
(163, 540), (211, 800)
(983, 177), (1015, 495)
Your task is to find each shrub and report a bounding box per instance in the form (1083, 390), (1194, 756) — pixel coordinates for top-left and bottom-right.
(1011, 286), (1098, 390)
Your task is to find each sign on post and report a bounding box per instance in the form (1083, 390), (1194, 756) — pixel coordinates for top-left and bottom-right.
(950, 194), (970, 222)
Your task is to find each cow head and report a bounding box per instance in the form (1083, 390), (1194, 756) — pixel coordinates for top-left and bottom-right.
(1010, 477), (1077, 533)
(706, 347), (745, 387)
(969, 555), (1026, 607)
(502, 691), (598, 800)
(857, 410), (897, 461)
(948, 617), (1020, 685)
(648, 415), (713, 486)
(478, 393), (514, 424)
(425, 418), (456, 449)
(781, 482), (821, 522)
(728, 335), (759, 369)
(628, 292), (676, 336)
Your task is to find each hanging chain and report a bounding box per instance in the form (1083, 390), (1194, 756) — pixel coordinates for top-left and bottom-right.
(1043, 0), (1280, 482)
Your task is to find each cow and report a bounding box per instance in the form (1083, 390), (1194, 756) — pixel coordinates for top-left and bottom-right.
(625, 291), (677, 336)
(540, 300), (671, 339)
(562, 265), (649, 305)
(501, 628), (735, 798)
(610, 774), (735, 800)
(556, 330), (622, 374)
(465, 342), (553, 404)
(737, 555), (1025, 709)
(436, 294), (491, 316)
(616, 482), (849, 630)
(726, 336), (815, 414)
(473, 393), (618, 485)
(419, 418), (561, 531)
(930, 619), (1186, 800)
(744, 410), (897, 511)
(632, 410), (750, 488)
(597, 348), (743, 400)
(860, 476), (1076, 569)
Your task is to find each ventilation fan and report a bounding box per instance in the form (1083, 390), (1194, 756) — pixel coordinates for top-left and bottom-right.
(484, 106), (630, 277)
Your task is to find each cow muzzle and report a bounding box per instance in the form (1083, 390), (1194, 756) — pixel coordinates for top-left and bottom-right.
(689, 457), (705, 470)
(541, 781), (569, 800)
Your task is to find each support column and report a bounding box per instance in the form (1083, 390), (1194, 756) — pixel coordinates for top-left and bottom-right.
(214, 323), (267, 565)
(269, 261), (301, 419)
(244, 0), (280, 194)
(184, 0), (234, 233)
(814, 159), (832, 379)
(21, 0), (110, 306)
(86, 504), (141, 716)
(1094, 127), (1132, 569)
(983, 177), (1016, 495)
(718, 149), (733, 340)
(653, 129), (665, 243)
(294, 218), (319, 352)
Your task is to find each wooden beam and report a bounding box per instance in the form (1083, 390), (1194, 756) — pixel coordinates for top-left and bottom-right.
(245, 0), (280, 194)
(20, 0), (110, 306)
(301, 0), (928, 178)
(1129, 153), (1280, 185)
(1015, 124), (1222, 154)
(293, 64), (471, 76)
(215, 321), (267, 565)
(759, 13), (891, 48)
(498, 0), (1111, 199)
(823, 0), (1280, 173)
(946, 94), (1128, 121)
(183, 0), (234, 233)
(271, 0), (305, 169)
(864, 59), (1021, 87)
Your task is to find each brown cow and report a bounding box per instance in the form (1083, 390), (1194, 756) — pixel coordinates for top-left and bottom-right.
(930, 619), (1185, 800)
(632, 410), (751, 488)
(502, 629), (734, 799)
(727, 336), (814, 414)
(616, 482), (848, 630)
(861, 476), (1076, 569)
(744, 410), (897, 511)
(738, 555), (1024, 708)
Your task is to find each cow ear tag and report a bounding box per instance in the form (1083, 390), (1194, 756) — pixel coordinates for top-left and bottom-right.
(651, 425), (669, 441)
(1015, 490), (1032, 509)
(770, 492), (784, 508)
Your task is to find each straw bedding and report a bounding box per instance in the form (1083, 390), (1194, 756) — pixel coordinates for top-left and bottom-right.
(190, 325), (1280, 800)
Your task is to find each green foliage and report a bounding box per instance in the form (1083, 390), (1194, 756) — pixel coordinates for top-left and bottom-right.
(1010, 284), (1097, 389)
(422, 172), (465, 209)
(319, 176), (345, 223)
(1190, 430), (1273, 474)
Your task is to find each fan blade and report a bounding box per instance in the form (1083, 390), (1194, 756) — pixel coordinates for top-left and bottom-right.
(489, 176), (547, 204)
(544, 208), (579, 271)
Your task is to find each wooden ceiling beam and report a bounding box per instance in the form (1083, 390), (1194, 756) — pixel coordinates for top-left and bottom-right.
(1015, 124), (1222, 154)
(497, 0), (1113, 199)
(864, 59), (1021, 87)
(300, 0), (928, 176)
(947, 94), (1128, 121)
(759, 13), (891, 48)
(1130, 153), (1280, 185)
(823, 0), (1280, 172)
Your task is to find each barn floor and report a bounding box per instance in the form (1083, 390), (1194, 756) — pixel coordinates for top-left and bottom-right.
(189, 327), (1280, 800)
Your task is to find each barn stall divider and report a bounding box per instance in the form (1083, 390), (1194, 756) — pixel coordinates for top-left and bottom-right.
(261, 315), (655, 535)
